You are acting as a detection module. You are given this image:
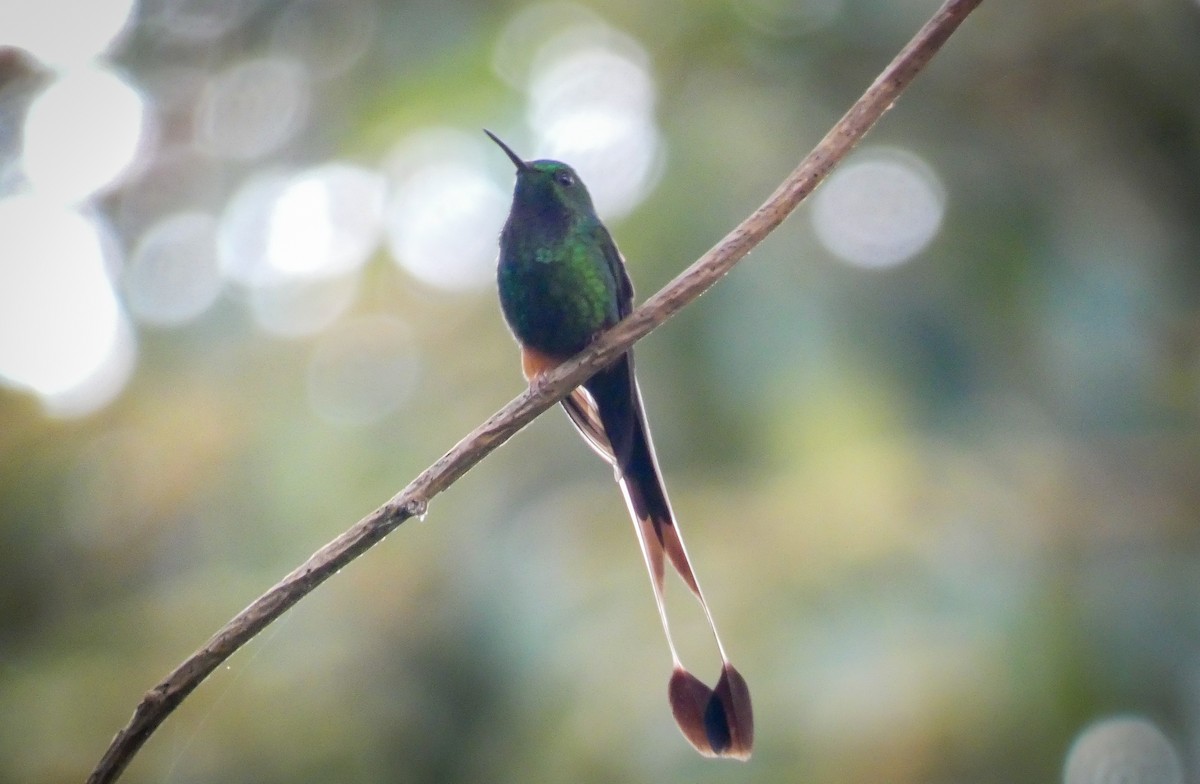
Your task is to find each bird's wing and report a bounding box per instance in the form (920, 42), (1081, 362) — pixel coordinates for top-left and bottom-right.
(594, 223), (635, 319)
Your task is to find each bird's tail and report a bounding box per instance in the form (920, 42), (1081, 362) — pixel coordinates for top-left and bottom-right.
(566, 354), (754, 760)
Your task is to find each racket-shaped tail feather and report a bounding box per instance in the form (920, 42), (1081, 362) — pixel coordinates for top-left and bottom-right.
(669, 664), (754, 760)
(580, 356), (754, 759)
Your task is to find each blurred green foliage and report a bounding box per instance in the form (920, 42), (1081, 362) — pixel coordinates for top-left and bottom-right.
(3, 1), (1200, 783)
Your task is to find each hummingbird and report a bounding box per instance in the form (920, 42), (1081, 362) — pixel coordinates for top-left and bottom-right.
(486, 130), (753, 760)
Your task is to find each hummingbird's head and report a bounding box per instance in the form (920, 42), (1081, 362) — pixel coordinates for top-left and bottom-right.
(484, 129), (599, 220)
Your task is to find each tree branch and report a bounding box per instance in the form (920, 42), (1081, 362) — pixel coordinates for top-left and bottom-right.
(84, 1), (983, 781)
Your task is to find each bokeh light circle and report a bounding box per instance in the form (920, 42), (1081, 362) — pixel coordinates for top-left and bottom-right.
(267, 163), (385, 279)
(22, 64), (152, 204)
(812, 148), (945, 269)
(384, 129), (509, 292)
(195, 57), (310, 160)
(524, 23), (662, 219)
(219, 164), (383, 289)
(124, 212), (223, 326)
(0, 0), (136, 68)
(0, 195), (135, 415)
(1064, 716), (1183, 784)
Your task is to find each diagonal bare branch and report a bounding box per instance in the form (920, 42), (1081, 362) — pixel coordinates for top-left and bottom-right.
(84, 1), (983, 781)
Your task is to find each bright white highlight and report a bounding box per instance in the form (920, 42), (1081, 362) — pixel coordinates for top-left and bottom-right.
(219, 164), (384, 289)
(812, 148), (945, 269)
(384, 130), (509, 291)
(22, 65), (151, 204)
(0, 196), (135, 416)
(0, 0), (136, 68)
(1064, 716), (1183, 784)
(219, 171), (293, 286)
(528, 36), (655, 124)
(525, 23), (661, 219)
(219, 163), (382, 336)
(267, 163), (385, 278)
(269, 176), (335, 276)
(493, 7), (662, 219)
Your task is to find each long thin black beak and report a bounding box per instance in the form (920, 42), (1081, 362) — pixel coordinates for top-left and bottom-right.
(484, 129), (528, 172)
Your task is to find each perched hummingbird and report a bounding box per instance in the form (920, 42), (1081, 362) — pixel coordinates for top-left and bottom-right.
(486, 130), (753, 760)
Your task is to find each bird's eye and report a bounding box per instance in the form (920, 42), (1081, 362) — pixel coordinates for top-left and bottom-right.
(554, 170), (575, 187)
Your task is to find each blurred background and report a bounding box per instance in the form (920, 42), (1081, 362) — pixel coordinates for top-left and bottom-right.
(1, 0), (1198, 782)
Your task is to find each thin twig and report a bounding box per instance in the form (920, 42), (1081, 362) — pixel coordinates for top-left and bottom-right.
(84, 1), (983, 781)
